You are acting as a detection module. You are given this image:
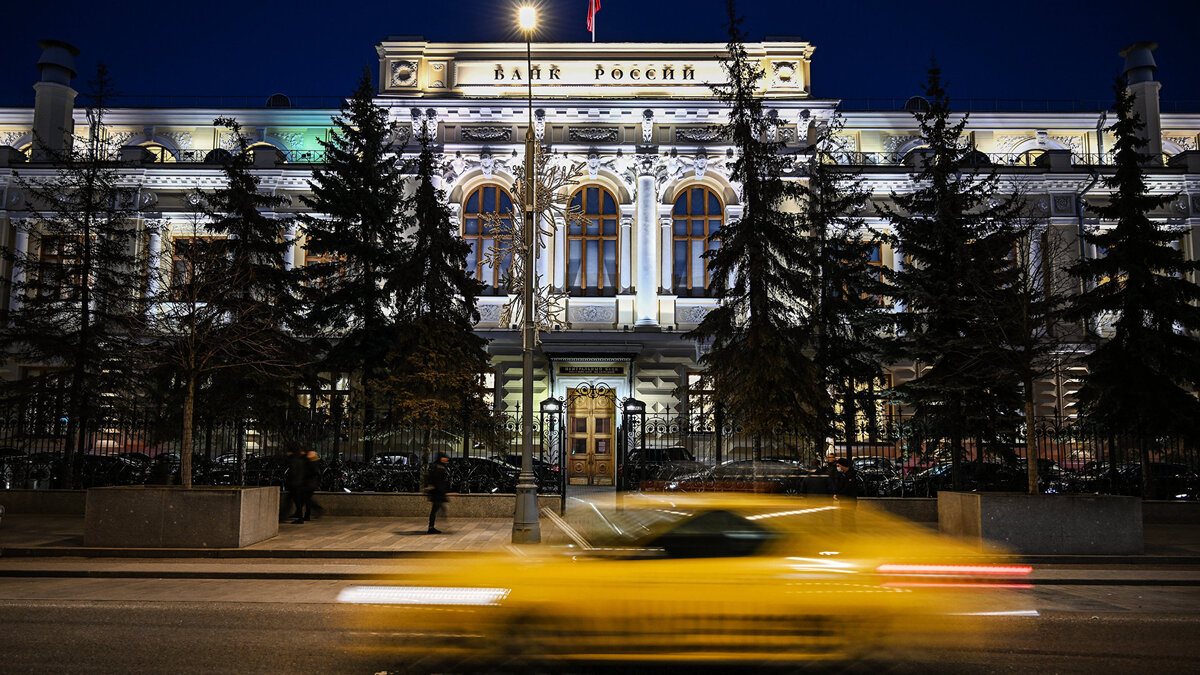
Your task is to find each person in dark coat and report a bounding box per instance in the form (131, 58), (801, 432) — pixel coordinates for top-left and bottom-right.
(296, 447), (325, 523)
(832, 457), (860, 531)
(424, 453), (450, 534)
(285, 447), (307, 523)
(832, 457), (860, 501)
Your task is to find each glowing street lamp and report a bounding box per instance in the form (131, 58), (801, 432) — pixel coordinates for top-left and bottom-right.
(512, 4), (541, 544)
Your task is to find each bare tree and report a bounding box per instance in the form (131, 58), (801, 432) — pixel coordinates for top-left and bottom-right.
(135, 213), (299, 487)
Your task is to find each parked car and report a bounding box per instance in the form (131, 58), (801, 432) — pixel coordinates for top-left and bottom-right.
(663, 459), (822, 495)
(492, 453), (561, 493)
(444, 457), (519, 494)
(621, 446), (707, 486)
(853, 456), (901, 496)
(880, 461), (1027, 497)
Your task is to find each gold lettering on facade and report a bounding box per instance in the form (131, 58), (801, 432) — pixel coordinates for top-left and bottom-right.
(549, 66), (561, 79)
(630, 69), (640, 79)
(646, 69), (656, 79)
(611, 68), (623, 79)
(494, 65), (505, 80)
(663, 67), (674, 80)
(595, 66), (605, 79)
(682, 66), (695, 80)
(531, 65), (541, 80)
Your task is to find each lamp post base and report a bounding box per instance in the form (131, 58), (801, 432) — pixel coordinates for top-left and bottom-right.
(511, 478), (541, 544)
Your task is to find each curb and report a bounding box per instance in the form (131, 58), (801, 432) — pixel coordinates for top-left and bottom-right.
(0, 547), (505, 559)
(4, 546), (1200, 565)
(0, 568), (1198, 585)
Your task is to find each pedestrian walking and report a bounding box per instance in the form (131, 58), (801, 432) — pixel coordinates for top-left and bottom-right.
(285, 447), (307, 523)
(298, 447), (325, 523)
(423, 452), (450, 534)
(832, 457), (861, 531)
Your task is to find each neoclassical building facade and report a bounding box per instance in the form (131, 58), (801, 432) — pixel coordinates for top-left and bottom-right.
(2, 37), (1199, 427)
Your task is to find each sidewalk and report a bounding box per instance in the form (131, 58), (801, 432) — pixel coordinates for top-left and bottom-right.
(4, 512), (1200, 566)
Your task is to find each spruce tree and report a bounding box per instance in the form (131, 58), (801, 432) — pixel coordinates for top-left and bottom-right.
(688, 0), (826, 450)
(300, 71), (411, 461)
(803, 116), (888, 453)
(1066, 79), (1200, 497)
(198, 118), (306, 467)
(1, 63), (143, 487)
(380, 130), (490, 443)
(880, 62), (1024, 489)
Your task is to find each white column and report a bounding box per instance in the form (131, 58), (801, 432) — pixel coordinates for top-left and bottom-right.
(283, 222), (298, 270)
(8, 222), (29, 313)
(146, 223), (163, 299)
(635, 174), (659, 326)
(619, 216), (632, 293)
(892, 245), (906, 314)
(1029, 225), (1045, 294)
(553, 215), (567, 291)
(659, 216), (672, 292)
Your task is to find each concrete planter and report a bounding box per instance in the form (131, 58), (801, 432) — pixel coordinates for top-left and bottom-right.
(938, 491), (1143, 554)
(84, 486), (279, 548)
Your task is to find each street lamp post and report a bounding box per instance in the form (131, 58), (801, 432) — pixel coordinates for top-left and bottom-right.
(513, 5), (541, 544)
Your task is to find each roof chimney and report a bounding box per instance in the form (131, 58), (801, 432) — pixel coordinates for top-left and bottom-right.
(1117, 41), (1162, 163)
(31, 39), (80, 160)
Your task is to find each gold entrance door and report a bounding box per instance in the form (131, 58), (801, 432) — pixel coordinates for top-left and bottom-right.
(566, 388), (616, 486)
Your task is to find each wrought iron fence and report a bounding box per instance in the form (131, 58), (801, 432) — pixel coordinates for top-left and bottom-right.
(4, 401), (1197, 501)
(616, 409), (1200, 501)
(0, 404), (565, 501)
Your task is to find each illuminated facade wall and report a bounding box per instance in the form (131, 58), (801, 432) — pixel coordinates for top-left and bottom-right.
(1, 39), (1198, 417)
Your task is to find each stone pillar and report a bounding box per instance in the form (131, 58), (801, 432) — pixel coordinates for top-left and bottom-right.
(635, 174), (659, 326)
(619, 216), (633, 293)
(892, 246), (906, 314)
(1119, 42), (1163, 164)
(146, 223), (163, 299)
(659, 216), (672, 292)
(8, 223), (29, 312)
(553, 215), (567, 291)
(283, 222), (297, 270)
(1029, 225), (1046, 293)
(31, 40), (79, 160)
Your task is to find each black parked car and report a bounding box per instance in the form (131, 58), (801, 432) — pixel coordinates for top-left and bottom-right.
(880, 461), (1026, 497)
(492, 453), (562, 493)
(445, 457), (519, 494)
(621, 446), (707, 485)
(20, 452), (146, 488)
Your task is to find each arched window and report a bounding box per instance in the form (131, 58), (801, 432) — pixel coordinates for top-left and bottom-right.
(463, 185), (514, 295)
(567, 186), (619, 295)
(140, 142), (174, 163)
(672, 186), (723, 295)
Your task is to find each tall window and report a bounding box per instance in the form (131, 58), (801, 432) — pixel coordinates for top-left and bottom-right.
(567, 186), (619, 295)
(463, 185), (514, 295)
(170, 237), (223, 301)
(672, 187), (722, 296)
(38, 235), (82, 300)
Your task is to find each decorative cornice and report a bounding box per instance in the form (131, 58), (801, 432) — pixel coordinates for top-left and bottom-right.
(569, 127), (618, 142)
(462, 125), (511, 142)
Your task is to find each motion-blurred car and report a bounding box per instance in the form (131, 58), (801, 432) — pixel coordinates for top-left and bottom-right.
(339, 494), (1032, 667)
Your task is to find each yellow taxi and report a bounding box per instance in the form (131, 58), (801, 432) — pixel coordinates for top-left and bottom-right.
(339, 494), (1033, 667)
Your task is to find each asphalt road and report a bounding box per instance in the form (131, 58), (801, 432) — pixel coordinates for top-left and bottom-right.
(1, 580), (1198, 674)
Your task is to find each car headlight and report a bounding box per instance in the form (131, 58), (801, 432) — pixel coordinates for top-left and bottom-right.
(337, 586), (511, 606)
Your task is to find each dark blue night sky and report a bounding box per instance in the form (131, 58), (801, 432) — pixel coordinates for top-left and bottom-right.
(4, 0), (1198, 108)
